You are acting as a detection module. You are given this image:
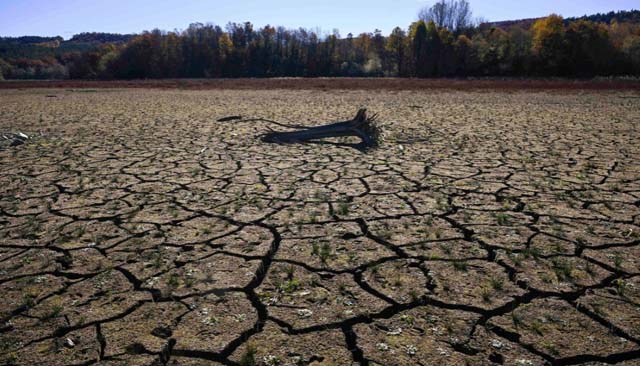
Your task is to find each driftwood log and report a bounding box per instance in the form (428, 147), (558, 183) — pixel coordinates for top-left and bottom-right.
(0, 132), (29, 150)
(261, 108), (382, 150)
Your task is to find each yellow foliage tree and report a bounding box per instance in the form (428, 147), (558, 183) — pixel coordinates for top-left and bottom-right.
(531, 14), (566, 71)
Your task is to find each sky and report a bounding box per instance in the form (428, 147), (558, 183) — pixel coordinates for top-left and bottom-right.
(0, 0), (638, 39)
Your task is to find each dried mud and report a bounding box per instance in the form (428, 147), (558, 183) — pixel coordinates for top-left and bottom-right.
(0, 88), (639, 366)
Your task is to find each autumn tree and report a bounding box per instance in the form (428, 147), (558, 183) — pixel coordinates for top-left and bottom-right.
(531, 14), (567, 74)
(0, 58), (11, 79)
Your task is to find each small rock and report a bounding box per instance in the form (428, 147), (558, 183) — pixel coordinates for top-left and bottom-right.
(33, 276), (46, 284)
(386, 327), (403, 336)
(296, 309), (313, 318)
(516, 359), (534, 366)
(405, 344), (417, 356)
(376, 343), (389, 352)
(490, 339), (504, 349)
(262, 354), (281, 366)
(64, 338), (75, 348)
(343, 310), (354, 317)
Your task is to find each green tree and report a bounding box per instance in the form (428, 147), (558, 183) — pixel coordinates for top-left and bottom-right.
(623, 35), (640, 73)
(424, 21), (443, 76)
(386, 27), (407, 76)
(507, 26), (533, 75)
(565, 20), (614, 75)
(475, 28), (511, 75)
(438, 27), (456, 76)
(410, 21), (429, 77)
(454, 34), (476, 75)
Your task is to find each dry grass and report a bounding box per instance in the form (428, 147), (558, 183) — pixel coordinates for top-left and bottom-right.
(2, 77), (640, 91)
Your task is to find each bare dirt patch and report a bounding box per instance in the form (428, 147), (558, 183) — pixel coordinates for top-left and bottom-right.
(0, 88), (639, 365)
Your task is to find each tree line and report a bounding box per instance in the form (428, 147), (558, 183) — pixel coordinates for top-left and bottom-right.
(1, 4), (639, 80)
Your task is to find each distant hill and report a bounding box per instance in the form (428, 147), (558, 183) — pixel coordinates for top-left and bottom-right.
(0, 36), (64, 45)
(68, 32), (134, 44)
(486, 9), (640, 30)
(0, 32), (135, 60)
(485, 18), (541, 30)
(566, 9), (640, 24)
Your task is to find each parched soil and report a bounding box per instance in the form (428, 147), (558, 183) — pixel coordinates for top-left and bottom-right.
(0, 87), (639, 366)
(2, 77), (640, 91)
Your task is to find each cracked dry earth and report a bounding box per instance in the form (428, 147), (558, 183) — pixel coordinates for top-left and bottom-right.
(1, 88), (640, 366)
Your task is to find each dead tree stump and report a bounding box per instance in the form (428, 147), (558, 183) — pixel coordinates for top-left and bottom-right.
(261, 108), (382, 150)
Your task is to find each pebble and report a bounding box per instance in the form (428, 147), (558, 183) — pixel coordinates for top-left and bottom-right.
(405, 344), (417, 356)
(297, 309), (313, 318)
(386, 327), (403, 336)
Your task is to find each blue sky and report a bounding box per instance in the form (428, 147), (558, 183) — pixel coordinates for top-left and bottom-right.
(0, 0), (638, 38)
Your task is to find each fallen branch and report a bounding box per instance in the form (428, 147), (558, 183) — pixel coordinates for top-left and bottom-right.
(217, 115), (243, 122)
